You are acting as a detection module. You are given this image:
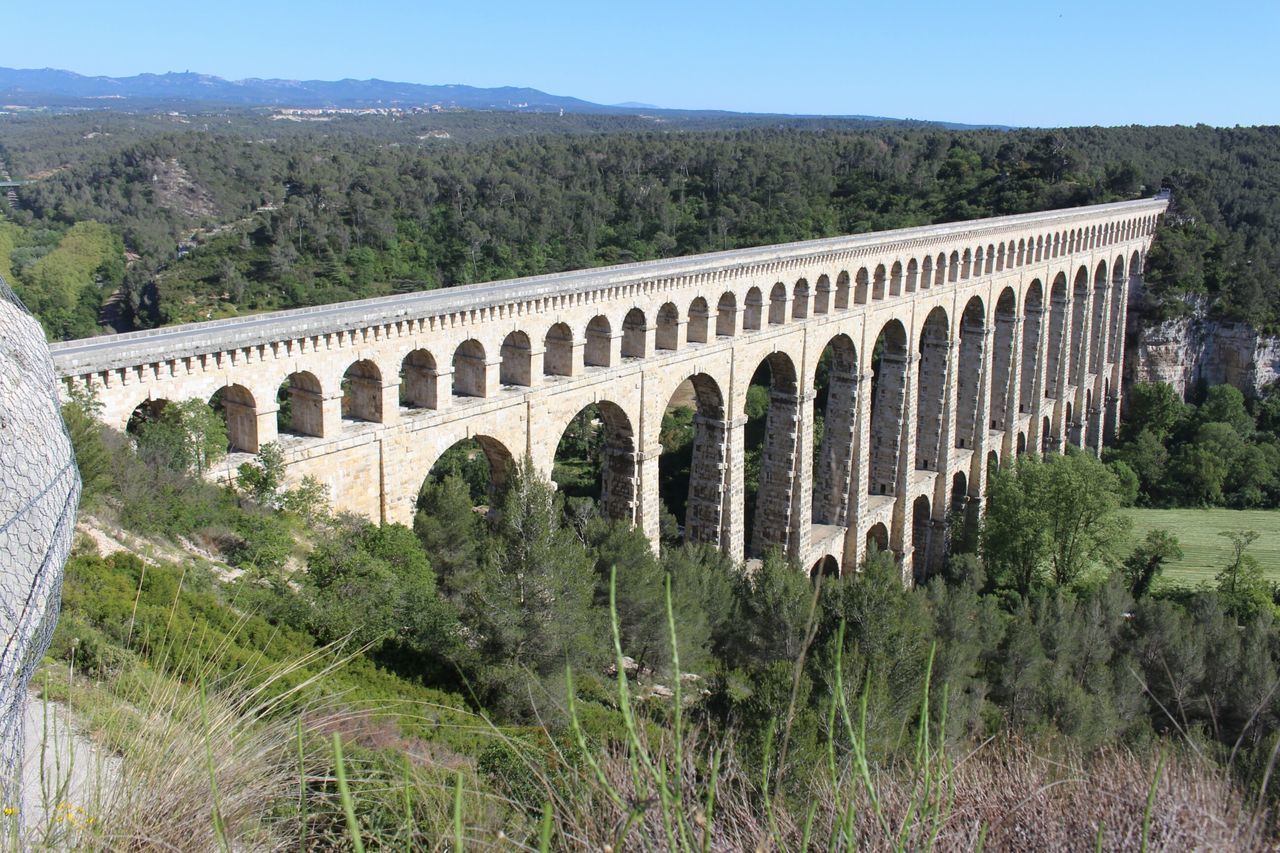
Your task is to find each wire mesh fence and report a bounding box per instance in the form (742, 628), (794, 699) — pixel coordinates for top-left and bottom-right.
(0, 274), (80, 829)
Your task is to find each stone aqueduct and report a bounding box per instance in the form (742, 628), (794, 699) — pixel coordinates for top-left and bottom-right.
(50, 197), (1168, 579)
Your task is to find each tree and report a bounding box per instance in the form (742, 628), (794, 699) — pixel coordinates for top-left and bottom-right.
(237, 441), (285, 505)
(133, 398), (226, 474)
(982, 453), (1131, 594)
(61, 384), (113, 505)
(1122, 530), (1183, 599)
(1120, 383), (1185, 444)
(1215, 530), (1270, 621)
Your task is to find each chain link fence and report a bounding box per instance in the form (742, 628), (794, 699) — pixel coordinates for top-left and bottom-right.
(0, 275), (80, 827)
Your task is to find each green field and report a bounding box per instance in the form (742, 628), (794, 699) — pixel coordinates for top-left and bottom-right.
(1121, 508), (1280, 588)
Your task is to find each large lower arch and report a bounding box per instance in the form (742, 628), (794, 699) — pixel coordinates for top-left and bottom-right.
(915, 307), (950, 472)
(552, 400), (637, 524)
(1044, 273), (1069, 400)
(1089, 261), (1109, 374)
(989, 288), (1017, 431)
(812, 334), (859, 527)
(747, 351), (802, 559)
(954, 298), (986, 451)
(659, 372), (728, 547)
(422, 434), (515, 511)
(869, 320), (909, 496)
(1068, 266), (1090, 384)
(911, 495), (935, 584)
(1018, 280), (1044, 415)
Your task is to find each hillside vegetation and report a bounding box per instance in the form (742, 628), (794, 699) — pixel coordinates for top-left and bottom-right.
(0, 114), (1277, 339)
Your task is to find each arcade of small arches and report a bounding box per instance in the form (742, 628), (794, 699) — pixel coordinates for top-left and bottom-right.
(59, 202), (1165, 582)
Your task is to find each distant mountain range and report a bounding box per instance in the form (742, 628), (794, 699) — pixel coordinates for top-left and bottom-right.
(0, 67), (1001, 128)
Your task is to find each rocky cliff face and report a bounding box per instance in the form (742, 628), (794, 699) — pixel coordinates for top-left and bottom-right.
(1126, 299), (1280, 398)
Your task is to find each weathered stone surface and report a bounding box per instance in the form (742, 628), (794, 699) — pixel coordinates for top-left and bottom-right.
(49, 198), (1168, 580)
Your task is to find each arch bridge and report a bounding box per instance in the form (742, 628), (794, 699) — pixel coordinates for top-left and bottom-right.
(51, 197), (1168, 579)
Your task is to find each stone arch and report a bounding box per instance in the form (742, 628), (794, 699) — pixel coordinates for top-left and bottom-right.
(890, 261), (903, 296)
(126, 398), (171, 436)
(342, 359), (383, 422)
(954, 297), (986, 451)
(400, 349), (440, 409)
(1068, 266), (1089, 383)
(1034, 236), (1044, 262)
(544, 323), (574, 377)
(1017, 239), (1026, 266)
(915, 307), (950, 472)
(747, 350), (802, 558)
(552, 400), (637, 524)
(835, 271), (851, 309)
(989, 288), (1017, 431)
(1017, 432), (1027, 456)
(935, 253), (947, 286)
(921, 256), (934, 289)
(986, 243), (996, 274)
(744, 286), (764, 330)
(452, 340), (487, 398)
(792, 278), (810, 320)
(664, 372), (728, 546)
(948, 251), (960, 283)
(424, 434), (515, 510)
(1018, 280), (1044, 414)
(996, 243), (1006, 272)
(969, 248), (980, 279)
(585, 315), (612, 367)
(912, 495), (934, 583)
(687, 297), (710, 344)
(656, 302), (680, 351)
(279, 370), (324, 436)
(1044, 273), (1069, 400)
(855, 268), (870, 304)
(623, 307), (648, 358)
(950, 471), (968, 516)
(210, 384), (258, 452)
(811, 555), (840, 580)
(500, 330), (532, 387)
(1042, 415), (1054, 453)
(873, 264), (887, 300)
(768, 282), (788, 325)
(866, 522), (889, 555)
(812, 333), (859, 527)
(813, 275), (832, 315)
(716, 292), (737, 337)
(905, 259), (919, 292)
(869, 319), (909, 496)
(1107, 256), (1126, 364)
(1089, 261), (1109, 374)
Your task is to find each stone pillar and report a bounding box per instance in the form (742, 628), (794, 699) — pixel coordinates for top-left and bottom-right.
(601, 444), (638, 527)
(379, 380), (400, 426)
(996, 317), (1022, 460)
(686, 413), (728, 548)
(254, 405), (279, 449)
(751, 388), (802, 559)
(483, 358), (503, 397)
(1021, 307), (1046, 453)
(894, 352), (919, 583)
(320, 390), (343, 437)
(789, 389), (815, 563)
(813, 366), (859, 526)
(636, 443), (663, 550)
(841, 368), (876, 572)
(527, 349), (544, 388)
(433, 368), (453, 411)
(722, 414), (748, 561)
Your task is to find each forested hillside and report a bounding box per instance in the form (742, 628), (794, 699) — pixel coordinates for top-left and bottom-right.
(2, 113), (1278, 340)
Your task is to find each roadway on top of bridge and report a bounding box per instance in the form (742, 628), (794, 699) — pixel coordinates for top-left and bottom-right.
(48, 196), (1168, 376)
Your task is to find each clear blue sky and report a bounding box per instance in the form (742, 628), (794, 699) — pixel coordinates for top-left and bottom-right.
(9, 0), (1278, 126)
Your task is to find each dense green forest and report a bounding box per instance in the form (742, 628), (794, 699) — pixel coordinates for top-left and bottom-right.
(2, 112), (1279, 340)
(47, 381), (1280, 846)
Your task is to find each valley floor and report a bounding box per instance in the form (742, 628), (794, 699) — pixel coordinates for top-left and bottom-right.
(1122, 507), (1280, 586)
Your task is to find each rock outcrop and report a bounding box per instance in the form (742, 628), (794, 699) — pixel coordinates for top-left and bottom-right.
(1126, 299), (1280, 399)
